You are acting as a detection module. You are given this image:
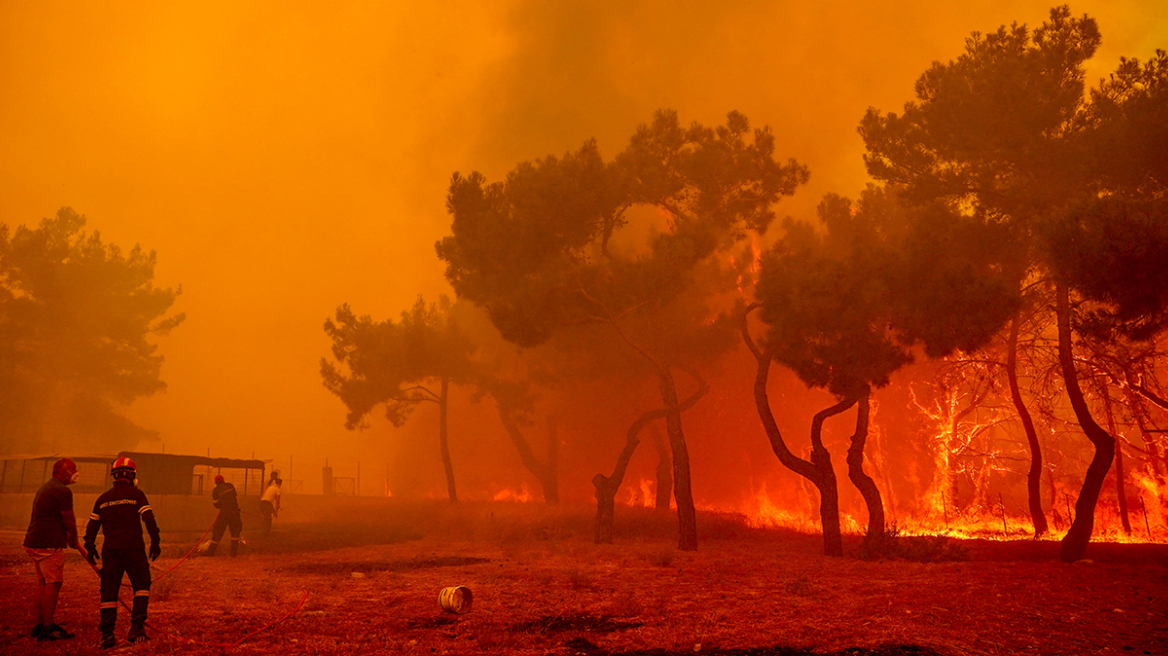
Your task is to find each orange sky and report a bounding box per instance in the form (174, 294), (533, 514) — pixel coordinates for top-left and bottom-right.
(1, 1), (1164, 493)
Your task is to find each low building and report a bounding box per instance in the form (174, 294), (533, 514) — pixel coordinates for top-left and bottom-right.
(0, 452), (268, 496)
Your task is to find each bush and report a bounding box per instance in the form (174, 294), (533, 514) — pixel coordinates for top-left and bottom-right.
(858, 524), (969, 562)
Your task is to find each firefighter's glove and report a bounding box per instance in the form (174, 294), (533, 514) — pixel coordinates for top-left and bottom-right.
(149, 543), (161, 561)
(85, 545), (99, 566)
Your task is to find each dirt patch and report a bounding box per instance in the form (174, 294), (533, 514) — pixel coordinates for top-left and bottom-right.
(3, 502), (1166, 656)
(287, 555), (491, 575)
(405, 615), (459, 629)
(246, 524), (423, 553)
(513, 613), (644, 634)
(561, 641), (945, 656)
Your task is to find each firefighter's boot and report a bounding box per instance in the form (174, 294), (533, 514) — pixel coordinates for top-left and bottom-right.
(230, 537), (240, 556)
(99, 606), (117, 649)
(206, 539), (219, 556)
(127, 594), (149, 643)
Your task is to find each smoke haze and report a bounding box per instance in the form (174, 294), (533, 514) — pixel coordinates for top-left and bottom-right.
(1, 1), (1163, 504)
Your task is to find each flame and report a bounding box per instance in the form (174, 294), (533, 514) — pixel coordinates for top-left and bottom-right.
(492, 486), (533, 503)
(700, 481), (1167, 544)
(732, 234), (763, 300)
(698, 454), (1168, 544)
(620, 478), (655, 508)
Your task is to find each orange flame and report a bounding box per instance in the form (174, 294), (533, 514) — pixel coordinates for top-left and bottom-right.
(492, 486), (534, 503)
(620, 478), (655, 508)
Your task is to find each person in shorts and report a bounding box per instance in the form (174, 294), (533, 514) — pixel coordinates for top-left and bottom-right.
(24, 457), (81, 641)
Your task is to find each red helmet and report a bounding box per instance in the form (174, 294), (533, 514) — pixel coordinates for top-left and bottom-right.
(111, 456), (136, 480)
(214, 474), (225, 484)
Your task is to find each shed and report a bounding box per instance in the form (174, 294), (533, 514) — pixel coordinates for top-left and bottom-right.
(1, 452), (268, 496)
(118, 452), (268, 496)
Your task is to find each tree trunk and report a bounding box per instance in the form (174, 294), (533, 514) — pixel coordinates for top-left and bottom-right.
(652, 426), (673, 512)
(1007, 313), (1048, 537)
(867, 402), (900, 527)
(592, 409), (660, 544)
(600, 316), (704, 551)
(591, 379), (706, 544)
(743, 309), (848, 557)
(544, 416), (560, 505)
(496, 404), (559, 504)
(593, 473), (619, 544)
(1048, 467), (1061, 529)
(659, 369), (697, 551)
(943, 410), (962, 508)
(1114, 443), (1131, 535)
(846, 395), (885, 545)
(1100, 391), (1131, 535)
(438, 376), (457, 503)
(810, 398), (853, 557)
(1056, 286), (1116, 562)
(1121, 384), (1168, 488)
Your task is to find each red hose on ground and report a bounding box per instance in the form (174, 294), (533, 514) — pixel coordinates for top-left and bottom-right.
(76, 519), (309, 649)
(153, 513), (218, 582)
(103, 513), (215, 589)
(142, 588), (310, 648)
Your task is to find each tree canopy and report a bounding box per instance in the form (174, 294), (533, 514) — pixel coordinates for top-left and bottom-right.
(437, 109), (809, 549)
(321, 296), (476, 430)
(0, 207), (184, 452)
(321, 295), (479, 501)
(436, 109), (808, 349)
(859, 5), (1168, 561)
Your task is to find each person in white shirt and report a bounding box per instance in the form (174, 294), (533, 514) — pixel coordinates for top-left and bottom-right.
(259, 478), (281, 537)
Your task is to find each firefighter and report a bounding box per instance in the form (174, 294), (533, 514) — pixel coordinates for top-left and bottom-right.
(83, 457), (161, 649)
(207, 474), (242, 556)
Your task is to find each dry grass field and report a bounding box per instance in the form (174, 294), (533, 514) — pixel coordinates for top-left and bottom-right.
(2, 500), (1166, 656)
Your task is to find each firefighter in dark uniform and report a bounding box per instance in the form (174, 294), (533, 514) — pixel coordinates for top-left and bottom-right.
(83, 457), (161, 649)
(207, 473), (242, 556)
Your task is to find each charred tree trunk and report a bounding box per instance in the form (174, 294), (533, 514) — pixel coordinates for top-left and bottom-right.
(593, 409), (660, 545)
(847, 395), (885, 545)
(1056, 286), (1117, 562)
(592, 473), (619, 545)
(811, 398), (853, 557)
(743, 305), (849, 557)
(660, 368), (697, 551)
(1048, 468), (1061, 529)
(591, 378), (706, 544)
(545, 416), (560, 505)
(497, 404), (559, 504)
(599, 314), (705, 551)
(867, 403), (900, 527)
(1114, 444), (1132, 535)
(947, 414), (961, 511)
(1121, 384), (1168, 486)
(1007, 313), (1048, 537)
(1101, 391), (1132, 535)
(438, 376), (457, 503)
(651, 426), (673, 512)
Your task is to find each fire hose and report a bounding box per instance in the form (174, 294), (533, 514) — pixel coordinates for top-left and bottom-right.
(76, 511), (309, 648)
